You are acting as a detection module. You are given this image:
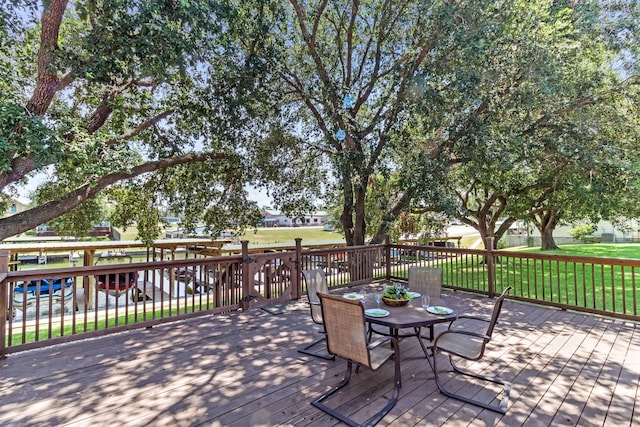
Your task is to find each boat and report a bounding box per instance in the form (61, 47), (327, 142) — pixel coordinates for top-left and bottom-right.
(94, 253), (139, 296)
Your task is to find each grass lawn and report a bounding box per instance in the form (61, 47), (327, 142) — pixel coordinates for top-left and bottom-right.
(479, 243), (640, 315)
(510, 242), (640, 259)
(237, 226), (343, 245)
(114, 225), (343, 245)
(9, 303), (213, 346)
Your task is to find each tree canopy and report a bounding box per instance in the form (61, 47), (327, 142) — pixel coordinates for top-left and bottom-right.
(1, 0), (638, 248)
(0, 0), (284, 243)
(256, 0), (639, 247)
(382, 0), (640, 249)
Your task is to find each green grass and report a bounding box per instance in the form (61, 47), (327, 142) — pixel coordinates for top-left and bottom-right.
(445, 243), (640, 316)
(509, 243), (640, 259)
(114, 224), (343, 245)
(113, 226), (141, 241)
(237, 226), (343, 245)
(9, 303), (217, 346)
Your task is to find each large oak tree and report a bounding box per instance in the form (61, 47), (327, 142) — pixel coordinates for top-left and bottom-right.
(0, 0), (283, 243)
(263, 0), (460, 246)
(389, 0), (640, 249)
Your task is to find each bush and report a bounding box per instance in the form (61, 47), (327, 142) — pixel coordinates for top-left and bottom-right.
(570, 224), (597, 243)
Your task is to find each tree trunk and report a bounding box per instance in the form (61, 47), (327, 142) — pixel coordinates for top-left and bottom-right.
(369, 191), (413, 244)
(352, 184), (367, 246)
(540, 226), (559, 250)
(534, 209), (560, 251)
(26, 0), (69, 116)
(340, 179), (355, 246)
(495, 217), (516, 245)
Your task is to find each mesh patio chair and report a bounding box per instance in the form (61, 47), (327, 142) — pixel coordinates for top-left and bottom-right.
(312, 293), (401, 427)
(297, 268), (334, 360)
(408, 266), (444, 340)
(429, 286), (512, 414)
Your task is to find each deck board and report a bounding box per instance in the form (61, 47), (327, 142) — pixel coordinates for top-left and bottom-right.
(1, 290), (639, 426)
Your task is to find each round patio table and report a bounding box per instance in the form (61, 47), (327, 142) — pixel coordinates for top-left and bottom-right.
(364, 296), (457, 358)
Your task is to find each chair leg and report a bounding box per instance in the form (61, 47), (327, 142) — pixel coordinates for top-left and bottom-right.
(311, 358), (401, 427)
(297, 336), (335, 360)
(432, 349), (510, 414)
(311, 361), (357, 426)
(362, 354), (401, 427)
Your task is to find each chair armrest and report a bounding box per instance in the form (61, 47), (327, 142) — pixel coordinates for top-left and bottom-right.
(448, 315), (489, 330)
(435, 329), (490, 345)
(456, 315), (490, 322)
(367, 336), (392, 350)
(432, 329), (490, 360)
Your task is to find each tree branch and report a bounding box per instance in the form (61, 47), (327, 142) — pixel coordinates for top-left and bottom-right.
(524, 77), (637, 136)
(345, 0), (359, 87)
(0, 152), (227, 240)
(25, 0), (69, 116)
(281, 70), (340, 150)
(0, 156), (39, 190)
(103, 109), (175, 145)
(86, 80), (138, 134)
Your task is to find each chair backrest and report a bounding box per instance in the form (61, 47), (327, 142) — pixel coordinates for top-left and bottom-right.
(302, 268), (329, 324)
(408, 266), (442, 298)
(485, 286), (512, 339)
(317, 292), (371, 367)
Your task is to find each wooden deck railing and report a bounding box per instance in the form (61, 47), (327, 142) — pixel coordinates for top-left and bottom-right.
(3, 238), (640, 357)
(389, 241), (640, 321)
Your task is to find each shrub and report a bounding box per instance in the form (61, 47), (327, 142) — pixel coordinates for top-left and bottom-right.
(570, 224), (597, 243)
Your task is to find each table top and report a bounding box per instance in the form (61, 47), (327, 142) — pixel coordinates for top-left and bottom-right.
(360, 296), (457, 329)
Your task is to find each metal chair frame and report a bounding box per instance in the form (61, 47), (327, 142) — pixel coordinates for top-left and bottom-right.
(429, 286), (512, 414)
(408, 266), (444, 340)
(297, 268), (334, 360)
(312, 293), (401, 427)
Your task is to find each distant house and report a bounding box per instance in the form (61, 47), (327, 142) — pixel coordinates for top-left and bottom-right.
(35, 222), (112, 238)
(303, 210), (329, 226)
(505, 219), (640, 247)
(262, 210), (329, 227)
(3, 199), (28, 218)
(162, 216), (181, 225)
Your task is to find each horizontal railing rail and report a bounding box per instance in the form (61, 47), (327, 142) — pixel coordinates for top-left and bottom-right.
(0, 240), (384, 356)
(490, 249), (640, 321)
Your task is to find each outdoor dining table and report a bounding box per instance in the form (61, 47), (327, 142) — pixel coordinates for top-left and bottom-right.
(343, 292), (457, 359)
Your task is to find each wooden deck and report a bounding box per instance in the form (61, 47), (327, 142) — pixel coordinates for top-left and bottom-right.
(1, 289), (638, 426)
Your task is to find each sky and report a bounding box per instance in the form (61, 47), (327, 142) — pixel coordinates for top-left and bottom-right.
(13, 171), (273, 208)
(245, 185), (273, 208)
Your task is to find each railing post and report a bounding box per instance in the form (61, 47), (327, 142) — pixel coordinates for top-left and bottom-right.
(486, 237), (495, 298)
(241, 241), (251, 308)
(0, 250), (9, 359)
(294, 238), (302, 300)
(385, 236), (391, 281)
